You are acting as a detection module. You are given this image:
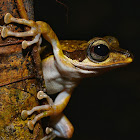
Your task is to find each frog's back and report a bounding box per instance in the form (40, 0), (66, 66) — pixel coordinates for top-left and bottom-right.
(41, 40), (89, 62)
(60, 40), (89, 62)
(60, 40), (88, 52)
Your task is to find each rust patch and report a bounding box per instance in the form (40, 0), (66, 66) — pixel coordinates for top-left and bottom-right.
(60, 40), (89, 61)
(63, 49), (87, 62)
(0, 0), (44, 138)
(0, 44), (35, 87)
(60, 40), (88, 52)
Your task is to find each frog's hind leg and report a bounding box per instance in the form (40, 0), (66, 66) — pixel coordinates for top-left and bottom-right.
(41, 113), (74, 140)
(1, 13), (41, 49)
(49, 113), (74, 139)
(41, 130), (56, 140)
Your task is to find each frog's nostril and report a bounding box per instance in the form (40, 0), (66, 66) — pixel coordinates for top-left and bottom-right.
(117, 49), (134, 60)
(124, 51), (134, 63)
(128, 52), (134, 61)
(125, 50), (133, 59)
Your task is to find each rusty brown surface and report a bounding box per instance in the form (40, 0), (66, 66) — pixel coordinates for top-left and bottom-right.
(0, 0), (44, 139)
(0, 0), (19, 19)
(23, 0), (34, 20)
(0, 80), (44, 139)
(0, 44), (35, 87)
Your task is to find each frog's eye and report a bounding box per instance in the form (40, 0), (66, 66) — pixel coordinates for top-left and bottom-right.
(87, 43), (110, 62)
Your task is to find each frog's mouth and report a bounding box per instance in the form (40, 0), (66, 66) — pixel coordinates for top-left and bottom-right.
(73, 61), (131, 71)
(70, 53), (133, 71)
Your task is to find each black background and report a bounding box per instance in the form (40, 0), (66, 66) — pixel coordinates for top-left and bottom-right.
(34, 0), (140, 139)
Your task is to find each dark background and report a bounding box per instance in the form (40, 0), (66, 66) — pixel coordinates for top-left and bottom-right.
(34, 0), (140, 140)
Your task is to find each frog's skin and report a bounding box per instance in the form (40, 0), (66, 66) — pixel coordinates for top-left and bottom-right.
(1, 13), (133, 140)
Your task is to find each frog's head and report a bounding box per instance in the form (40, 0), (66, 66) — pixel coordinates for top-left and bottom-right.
(61, 36), (133, 76)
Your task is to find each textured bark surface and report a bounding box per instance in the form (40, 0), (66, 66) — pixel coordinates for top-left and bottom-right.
(0, 0), (44, 139)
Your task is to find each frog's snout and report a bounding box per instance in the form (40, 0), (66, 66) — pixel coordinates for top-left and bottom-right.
(124, 50), (134, 63)
(124, 50), (134, 62)
(114, 48), (134, 63)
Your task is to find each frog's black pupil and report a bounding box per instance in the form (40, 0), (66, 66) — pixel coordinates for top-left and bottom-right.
(93, 44), (109, 56)
(87, 43), (110, 62)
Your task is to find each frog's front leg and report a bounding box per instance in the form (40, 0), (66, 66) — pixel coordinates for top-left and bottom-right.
(48, 90), (74, 139)
(21, 90), (73, 139)
(1, 13), (41, 49)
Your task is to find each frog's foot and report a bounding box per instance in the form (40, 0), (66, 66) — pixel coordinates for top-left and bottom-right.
(1, 13), (41, 49)
(21, 91), (54, 130)
(21, 90), (74, 139)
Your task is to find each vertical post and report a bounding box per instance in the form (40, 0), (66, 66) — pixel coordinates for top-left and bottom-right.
(0, 0), (44, 139)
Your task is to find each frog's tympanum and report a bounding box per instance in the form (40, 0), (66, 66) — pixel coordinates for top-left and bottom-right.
(1, 13), (133, 140)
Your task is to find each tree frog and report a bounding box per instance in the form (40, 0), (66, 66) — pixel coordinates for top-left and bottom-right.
(1, 13), (133, 140)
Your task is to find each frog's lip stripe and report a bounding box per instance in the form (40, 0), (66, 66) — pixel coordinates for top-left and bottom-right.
(73, 61), (131, 71)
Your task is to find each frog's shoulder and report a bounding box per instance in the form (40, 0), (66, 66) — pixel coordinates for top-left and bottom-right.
(60, 40), (88, 52)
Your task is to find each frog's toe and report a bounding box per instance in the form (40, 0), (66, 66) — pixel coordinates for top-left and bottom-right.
(4, 13), (13, 24)
(21, 110), (28, 120)
(21, 33), (41, 49)
(37, 91), (47, 100)
(27, 120), (34, 130)
(45, 127), (53, 134)
(37, 91), (53, 105)
(1, 27), (8, 38)
(22, 40), (28, 49)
